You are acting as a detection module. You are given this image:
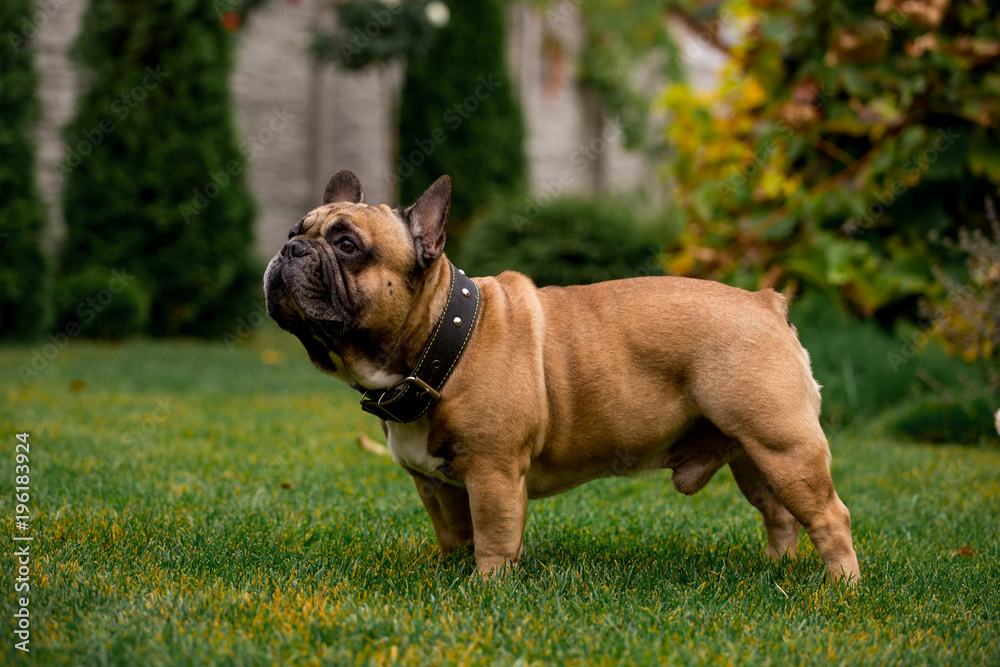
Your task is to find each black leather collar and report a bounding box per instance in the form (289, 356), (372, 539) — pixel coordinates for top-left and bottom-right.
(359, 263), (480, 423)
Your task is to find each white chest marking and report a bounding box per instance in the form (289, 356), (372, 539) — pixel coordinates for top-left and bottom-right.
(385, 418), (460, 486)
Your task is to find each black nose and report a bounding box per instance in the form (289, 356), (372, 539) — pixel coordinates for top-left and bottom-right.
(282, 238), (310, 258)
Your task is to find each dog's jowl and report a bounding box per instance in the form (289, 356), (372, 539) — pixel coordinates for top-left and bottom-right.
(264, 170), (860, 584)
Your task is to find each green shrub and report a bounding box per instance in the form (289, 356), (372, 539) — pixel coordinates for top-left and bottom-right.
(0, 0), (48, 338)
(791, 289), (997, 436)
(660, 1), (1000, 322)
(454, 194), (676, 287)
(57, 0), (264, 337)
(52, 269), (148, 340)
(397, 0), (526, 232)
(883, 397), (999, 446)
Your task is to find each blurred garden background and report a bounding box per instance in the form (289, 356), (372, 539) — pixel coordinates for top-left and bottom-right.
(1, 0), (999, 663)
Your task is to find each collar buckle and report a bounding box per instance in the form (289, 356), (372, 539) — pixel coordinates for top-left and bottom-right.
(380, 375), (441, 405)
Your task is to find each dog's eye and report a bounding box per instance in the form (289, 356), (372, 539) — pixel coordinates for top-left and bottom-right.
(338, 239), (358, 255)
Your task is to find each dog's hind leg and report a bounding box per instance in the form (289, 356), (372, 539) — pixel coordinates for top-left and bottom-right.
(696, 385), (858, 582)
(729, 453), (800, 559)
(736, 427), (859, 585)
(692, 336), (859, 583)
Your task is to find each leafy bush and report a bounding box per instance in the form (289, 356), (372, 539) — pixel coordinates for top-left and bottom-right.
(454, 194), (676, 287)
(0, 0), (48, 338)
(883, 396), (999, 446)
(57, 0), (265, 337)
(51, 269), (148, 340)
(397, 0), (526, 232)
(660, 0), (1000, 320)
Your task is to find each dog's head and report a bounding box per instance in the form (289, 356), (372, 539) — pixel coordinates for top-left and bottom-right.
(263, 170), (451, 385)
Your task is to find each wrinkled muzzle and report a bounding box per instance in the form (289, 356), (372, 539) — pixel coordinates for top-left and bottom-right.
(263, 238), (349, 330)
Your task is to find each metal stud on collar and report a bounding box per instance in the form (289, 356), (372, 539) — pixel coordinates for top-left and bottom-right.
(461, 288), (470, 297)
(453, 317), (463, 327)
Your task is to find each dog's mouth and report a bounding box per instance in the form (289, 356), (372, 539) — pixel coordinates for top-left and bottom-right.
(297, 321), (345, 375)
(264, 247), (352, 374)
(265, 236), (350, 314)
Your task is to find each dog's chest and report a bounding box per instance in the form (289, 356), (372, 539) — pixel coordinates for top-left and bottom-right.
(385, 418), (458, 485)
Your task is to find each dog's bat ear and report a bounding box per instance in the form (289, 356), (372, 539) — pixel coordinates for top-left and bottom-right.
(402, 175), (450, 268)
(323, 170), (364, 205)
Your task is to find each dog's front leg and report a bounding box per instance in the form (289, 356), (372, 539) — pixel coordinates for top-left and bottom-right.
(408, 471), (475, 556)
(465, 465), (528, 576)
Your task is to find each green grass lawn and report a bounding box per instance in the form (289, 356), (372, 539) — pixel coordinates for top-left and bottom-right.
(1, 323), (998, 665)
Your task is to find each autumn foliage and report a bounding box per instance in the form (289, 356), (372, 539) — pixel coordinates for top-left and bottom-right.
(661, 0), (1000, 323)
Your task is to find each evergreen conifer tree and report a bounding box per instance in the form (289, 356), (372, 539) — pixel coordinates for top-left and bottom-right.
(58, 0), (266, 336)
(397, 0), (526, 232)
(0, 0), (49, 338)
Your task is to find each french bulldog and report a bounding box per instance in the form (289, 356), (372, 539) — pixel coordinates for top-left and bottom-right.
(264, 170), (860, 584)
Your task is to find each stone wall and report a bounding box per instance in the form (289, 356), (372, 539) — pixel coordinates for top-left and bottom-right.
(231, 0), (404, 258)
(32, 0), (85, 248)
(508, 2), (653, 199)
